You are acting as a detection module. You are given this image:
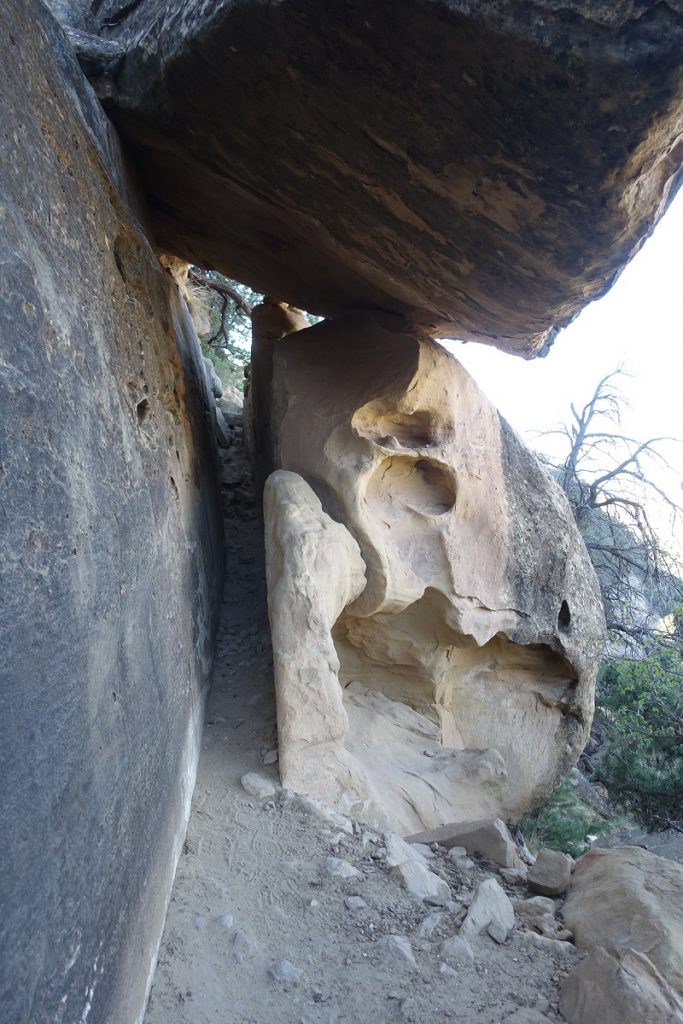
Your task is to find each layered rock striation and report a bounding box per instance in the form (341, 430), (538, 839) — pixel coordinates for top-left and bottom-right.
(56, 0), (683, 353)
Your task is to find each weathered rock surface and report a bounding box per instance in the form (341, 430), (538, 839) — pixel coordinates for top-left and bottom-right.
(560, 947), (683, 1024)
(262, 310), (605, 831)
(563, 846), (683, 993)
(528, 848), (574, 895)
(407, 818), (520, 867)
(0, 3), (222, 1022)
(77, 0), (683, 354)
(460, 878), (515, 944)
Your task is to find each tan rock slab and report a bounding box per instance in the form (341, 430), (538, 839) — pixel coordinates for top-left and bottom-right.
(407, 818), (520, 868)
(560, 947), (683, 1024)
(527, 848), (573, 895)
(564, 845), (683, 994)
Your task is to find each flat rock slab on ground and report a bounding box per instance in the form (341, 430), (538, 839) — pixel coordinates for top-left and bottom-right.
(408, 818), (520, 868)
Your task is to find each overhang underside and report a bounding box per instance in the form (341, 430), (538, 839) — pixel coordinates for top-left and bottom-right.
(102, 0), (683, 354)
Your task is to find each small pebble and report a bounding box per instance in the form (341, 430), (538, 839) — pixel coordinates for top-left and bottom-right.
(377, 934), (417, 968)
(240, 772), (276, 799)
(233, 930), (256, 962)
(345, 896), (367, 911)
(215, 914), (234, 929)
(194, 916), (206, 930)
(325, 856), (360, 878)
(270, 959), (303, 991)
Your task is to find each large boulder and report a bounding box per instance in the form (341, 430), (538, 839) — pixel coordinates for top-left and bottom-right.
(0, 3), (222, 1022)
(560, 948), (683, 1024)
(261, 309), (605, 831)
(59, 0), (683, 353)
(564, 846), (683, 994)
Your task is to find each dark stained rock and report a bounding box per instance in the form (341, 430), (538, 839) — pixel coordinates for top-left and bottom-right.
(95, 0), (683, 353)
(0, 3), (222, 1022)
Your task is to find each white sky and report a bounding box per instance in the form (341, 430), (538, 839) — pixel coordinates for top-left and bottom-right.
(443, 187), (683, 550)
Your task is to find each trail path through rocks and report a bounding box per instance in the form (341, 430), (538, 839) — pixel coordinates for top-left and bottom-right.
(144, 426), (581, 1024)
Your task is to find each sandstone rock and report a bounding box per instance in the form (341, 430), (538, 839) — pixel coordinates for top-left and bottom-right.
(214, 406), (233, 449)
(269, 959), (303, 991)
(220, 383), (244, 417)
(527, 849), (573, 896)
(505, 1011), (554, 1024)
(397, 860), (451, 906)
(563, 846), (683, 993)
(512, 896), (556, 923)
(263, 314), (604, 831)
(0, 4), (222, 1023)
(344, 896), (367, 911)
(325, 857), (360, 880)
(384, 832), (450, 904)
(417, 912), (446, 940)
(460, 878), (515, 945)
(203, 357), (224, 399)
(233, 930), (257, 962)
(101, 1), (682, 352)
(520, 932), (576, 957)
(500, 867), (528, 885)
(559, 947), (683, 1024)
(408, 819), (520, 868)
(440, 935), (475, 962)
(377, 935), (417, 970)
(240, 772), (277, 799)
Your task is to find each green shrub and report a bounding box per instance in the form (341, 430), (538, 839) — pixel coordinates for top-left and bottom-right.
(520, 778), (611, 858)
(593, 619), (683, 831)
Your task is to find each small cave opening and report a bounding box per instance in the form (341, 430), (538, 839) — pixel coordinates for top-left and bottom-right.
(136, 396), (150, 424)
(558, 599), (571, 631)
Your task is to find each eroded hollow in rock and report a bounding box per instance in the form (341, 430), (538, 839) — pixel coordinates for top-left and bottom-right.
(260, 307), (605, 833)
(365, 456), (457, 518)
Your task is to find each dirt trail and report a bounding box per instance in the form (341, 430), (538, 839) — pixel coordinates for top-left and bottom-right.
(143, 426), (582, 1024)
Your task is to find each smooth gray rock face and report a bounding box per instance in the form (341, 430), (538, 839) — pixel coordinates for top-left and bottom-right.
(0, 3), (222, 1023)
(98, 0), (682, 353)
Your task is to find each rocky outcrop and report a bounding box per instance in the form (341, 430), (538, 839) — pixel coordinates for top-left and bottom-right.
(560, 948), (683, 1024)
(51, 0), (683, 353)
(261, 309), (605, 831)
(0, 3), (222, 1023)
(563, 846), (683, 994)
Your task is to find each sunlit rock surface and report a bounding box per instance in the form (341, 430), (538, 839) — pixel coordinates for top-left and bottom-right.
(260, 310), (606, 831)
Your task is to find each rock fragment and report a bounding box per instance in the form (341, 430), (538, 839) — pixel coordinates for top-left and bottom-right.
(407, 819), (520, 868)
(527, 848), (573, 895)
(325, 856), (360, 879)
(440, 935), (475, 961)
(233, 930), (257, 962)
(560, 947), (683, 1024)
(397, 860), (451, 906)
(240, 772), (276, 799)
(377, 934), (417, 969)
(460, 878), (515, 944)
(269, 959), (303, 991)
(505, 1011), (555, 1024)
(344, 896), (367, 911)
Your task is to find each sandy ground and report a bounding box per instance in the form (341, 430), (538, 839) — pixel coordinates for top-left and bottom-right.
(142, 426), (590, 1024)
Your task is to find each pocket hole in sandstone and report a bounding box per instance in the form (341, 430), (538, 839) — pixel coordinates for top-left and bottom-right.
(558, 600), (571, 631)
(136, 397), (150, 424)
(352, 408), (441, 449)
(366, 455), (456, 516)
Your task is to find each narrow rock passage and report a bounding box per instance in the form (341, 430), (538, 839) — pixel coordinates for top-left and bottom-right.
(143, 422), (579, 1024)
